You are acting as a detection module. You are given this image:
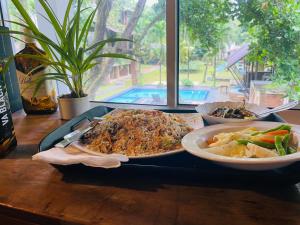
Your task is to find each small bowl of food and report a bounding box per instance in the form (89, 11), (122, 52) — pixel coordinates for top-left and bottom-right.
(182, 122), (300, 170)
(195, 101), (269, 124)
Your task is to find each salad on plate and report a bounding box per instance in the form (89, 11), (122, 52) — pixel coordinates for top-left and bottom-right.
(206, 124), (299, 158)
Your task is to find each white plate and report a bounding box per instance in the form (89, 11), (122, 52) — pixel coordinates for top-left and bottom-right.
(182, 121), (300, 171)
(195, 101), (270, 125)
(73, 142), (185, 159)
(75, 113), (204, 159)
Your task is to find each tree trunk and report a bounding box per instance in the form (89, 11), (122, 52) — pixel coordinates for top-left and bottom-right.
(136, 10), (164, 44)
(93, 0), (112, 42)
(203, 62), (208, 83)
(255, 61), (259, 80)
(159, 62), (162, 85)
(89, 0), (113, 80)
(133, 9), (164, 61)
(187, 40), (190, 80)
(212, 56), (217, 87)
(138, 61), (142, 83)
(88, 0), (147, 94)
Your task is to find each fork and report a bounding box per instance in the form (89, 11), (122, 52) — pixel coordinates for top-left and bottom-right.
(256, 101), (299, 118)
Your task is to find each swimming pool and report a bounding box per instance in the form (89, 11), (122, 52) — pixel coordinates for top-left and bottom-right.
(106, 88), (209, 104)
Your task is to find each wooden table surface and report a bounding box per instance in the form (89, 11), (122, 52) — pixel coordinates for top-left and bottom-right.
(1, 110), (300, 225)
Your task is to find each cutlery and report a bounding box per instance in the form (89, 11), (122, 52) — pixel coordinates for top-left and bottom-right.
(257, 101), (299, 118)
(54, 117), (103, 148)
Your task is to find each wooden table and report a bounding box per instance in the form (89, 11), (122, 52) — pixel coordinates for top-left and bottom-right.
(1, 110), (300, 225)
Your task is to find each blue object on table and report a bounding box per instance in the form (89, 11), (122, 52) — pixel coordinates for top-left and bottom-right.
(0, 3), (22, 112)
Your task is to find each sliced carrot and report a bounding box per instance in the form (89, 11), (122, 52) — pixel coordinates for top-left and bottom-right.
(265, 130), (289, 136)
(258, 135), (275, 144)
(207, 137), (217, 145)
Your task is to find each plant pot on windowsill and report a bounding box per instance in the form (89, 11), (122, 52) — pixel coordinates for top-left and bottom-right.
(58, 94), (90, 120)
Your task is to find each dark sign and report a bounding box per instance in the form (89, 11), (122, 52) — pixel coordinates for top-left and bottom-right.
(0, 63), (16, 154)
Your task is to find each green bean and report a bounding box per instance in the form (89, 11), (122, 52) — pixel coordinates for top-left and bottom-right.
(251, 132), (260, 136)
(237, 140), (249, 145)
(275, 136), (286, 156)
(279, 125), (292, 132)
(288, 147), (297, 154)
(237, 140), (275, 149)
(252, 124), (292, 136)
(251, 141), (275, 149)
(261, 125), (291, 134)
(282, 134), (290, 152)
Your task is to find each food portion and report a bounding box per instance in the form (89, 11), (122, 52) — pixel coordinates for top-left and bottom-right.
(209, 106), (256, 119)
(205, 125), (299, 158)
(81, 109), (193, 156)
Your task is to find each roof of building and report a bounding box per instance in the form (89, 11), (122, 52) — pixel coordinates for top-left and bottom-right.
(227, 43), (249, 68)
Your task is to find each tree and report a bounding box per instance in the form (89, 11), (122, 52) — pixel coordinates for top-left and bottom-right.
(235, 0), (300, 99)
(89, 0), (113, 77)
(153, 20), (166, 85)
(87, 0), (168, 94)
(180, 0), (231, 86)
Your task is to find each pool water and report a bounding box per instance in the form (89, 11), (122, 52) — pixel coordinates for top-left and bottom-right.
(106, 88), (209, 104)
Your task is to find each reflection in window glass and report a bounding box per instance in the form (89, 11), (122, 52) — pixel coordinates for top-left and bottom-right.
(179, 1), (298, 107)
(83, 0), (167, 105)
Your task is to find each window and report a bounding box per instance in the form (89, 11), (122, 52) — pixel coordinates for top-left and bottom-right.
(178, 1), (299, 107)
(3, 0), (300, 108)
(82, 0), (167, 105)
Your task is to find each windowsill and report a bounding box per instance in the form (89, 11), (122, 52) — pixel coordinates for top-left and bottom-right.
(90, 101), (300, 111)
(90, 101), (195, 110)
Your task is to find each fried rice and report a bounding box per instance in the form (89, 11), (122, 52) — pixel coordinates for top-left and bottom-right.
(80, 109), (193, 156)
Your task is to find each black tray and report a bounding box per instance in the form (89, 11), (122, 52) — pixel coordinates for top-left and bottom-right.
(39, 106), (300, 185)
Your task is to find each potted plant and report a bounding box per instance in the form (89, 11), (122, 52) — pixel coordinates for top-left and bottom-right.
(2, 0), (133, 119)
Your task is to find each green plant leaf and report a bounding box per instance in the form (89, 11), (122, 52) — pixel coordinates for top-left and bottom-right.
(81, 1), (101, 49)
(62, 0), (74, 33)
(11, 0), (52, 56)
(38, 0), (64, 41)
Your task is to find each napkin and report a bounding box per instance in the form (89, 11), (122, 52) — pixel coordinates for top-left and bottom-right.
(32, 142), (129, 168)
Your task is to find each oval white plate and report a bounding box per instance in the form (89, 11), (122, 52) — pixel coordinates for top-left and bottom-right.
(73, 141), (185, 159)
(182, 121), (300, 171)
(195, 101), (270, 125)
(74, 113), (204, 159)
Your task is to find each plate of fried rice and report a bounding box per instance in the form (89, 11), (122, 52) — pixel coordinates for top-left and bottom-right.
(75, 109), (203, 159)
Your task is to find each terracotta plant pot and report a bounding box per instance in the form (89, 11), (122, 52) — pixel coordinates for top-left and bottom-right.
(57, 95), (90, 120)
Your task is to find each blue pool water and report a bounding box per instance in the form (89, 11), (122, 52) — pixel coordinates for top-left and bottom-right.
(106, 88), (209, 104)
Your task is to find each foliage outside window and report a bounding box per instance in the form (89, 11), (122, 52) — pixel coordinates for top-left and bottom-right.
(81, 0), (167, 105)
(179, 0), (300, 106)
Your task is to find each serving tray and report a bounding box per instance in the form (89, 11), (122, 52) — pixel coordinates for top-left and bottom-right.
(39, 106), (300, 185)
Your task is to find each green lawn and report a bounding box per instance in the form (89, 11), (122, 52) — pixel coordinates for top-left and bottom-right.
(138, 66), (167, 85)
(94, 79), (132, 100)
(138, 61), (232, 87)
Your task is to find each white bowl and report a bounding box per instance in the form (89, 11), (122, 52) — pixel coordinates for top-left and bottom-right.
(195, 101), (270, 125)
(182, 122), (300, 171)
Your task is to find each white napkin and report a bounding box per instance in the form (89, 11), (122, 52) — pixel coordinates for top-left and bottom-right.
(32, 143), (129, 168)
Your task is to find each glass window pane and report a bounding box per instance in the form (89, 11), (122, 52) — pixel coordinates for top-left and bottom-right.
(179, 1), (297, 107)
(83, 0), (167, 105)
(5, 0), (36, 53)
